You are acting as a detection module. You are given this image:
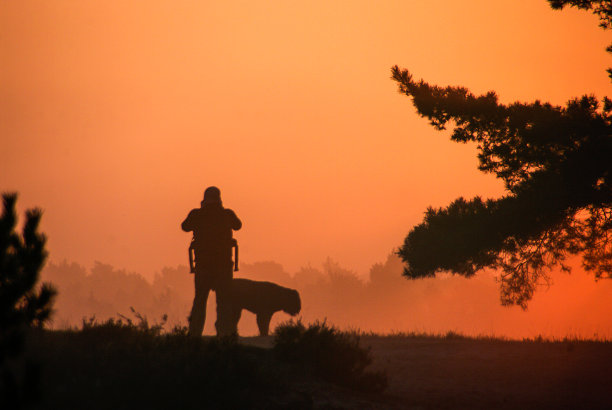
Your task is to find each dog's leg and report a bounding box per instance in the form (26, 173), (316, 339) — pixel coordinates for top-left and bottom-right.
(231, 307), (242, 335)
(256, 312), (273, 336)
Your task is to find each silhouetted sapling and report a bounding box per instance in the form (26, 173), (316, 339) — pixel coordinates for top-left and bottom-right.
(0, 193), (56, 407)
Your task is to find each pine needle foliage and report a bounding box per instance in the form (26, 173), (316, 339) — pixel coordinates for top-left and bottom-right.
(0, 193), (56, 407)
(391, 2), (612, 308)
(548, 0), (612, 78)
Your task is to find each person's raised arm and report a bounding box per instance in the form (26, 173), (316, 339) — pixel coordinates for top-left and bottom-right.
(181, 210), (197, 232)
(227, 209), (242, 231)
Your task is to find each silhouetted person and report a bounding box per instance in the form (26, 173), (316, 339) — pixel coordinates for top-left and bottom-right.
(182, 187), (242, 336)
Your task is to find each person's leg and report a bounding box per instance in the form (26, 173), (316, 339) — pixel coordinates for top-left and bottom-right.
(214, 264), (236, 337)
(189, 272), (211, 336)
(226, 305), (242, 337)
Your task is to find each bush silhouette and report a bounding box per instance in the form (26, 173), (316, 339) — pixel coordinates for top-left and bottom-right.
(273, 319), (387, 393)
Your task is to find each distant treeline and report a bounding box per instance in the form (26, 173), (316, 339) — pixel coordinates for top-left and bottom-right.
(42, 255), (612, 338)
(43, 255), (416, 334)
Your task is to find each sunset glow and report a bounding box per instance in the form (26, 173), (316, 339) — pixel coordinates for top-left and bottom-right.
(2, 1), (611, 337)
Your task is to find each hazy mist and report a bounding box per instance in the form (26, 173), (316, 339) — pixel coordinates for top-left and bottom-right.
(43, 254), (612, 339)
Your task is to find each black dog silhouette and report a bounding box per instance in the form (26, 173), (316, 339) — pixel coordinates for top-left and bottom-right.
(229, 278), (301, 336)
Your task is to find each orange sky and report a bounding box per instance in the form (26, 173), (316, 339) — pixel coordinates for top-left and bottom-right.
(2, 0), (611, 281)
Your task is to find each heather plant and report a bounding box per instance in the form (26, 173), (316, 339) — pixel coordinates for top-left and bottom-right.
(273, 319), (387, 393)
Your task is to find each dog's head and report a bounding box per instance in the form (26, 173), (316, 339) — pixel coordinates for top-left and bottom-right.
(282, 288), (301, 316)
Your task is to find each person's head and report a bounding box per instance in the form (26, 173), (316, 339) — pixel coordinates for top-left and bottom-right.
(202, 186), (222, 206)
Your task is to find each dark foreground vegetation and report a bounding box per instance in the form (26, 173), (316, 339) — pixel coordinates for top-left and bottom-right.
(20, 320), (612, 410)
(22, 318), (389, 410)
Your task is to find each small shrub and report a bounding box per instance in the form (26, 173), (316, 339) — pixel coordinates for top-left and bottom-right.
(273, 319), (387, 393)
(81, 308), (168, 335)
(0, 193), (56, 409)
